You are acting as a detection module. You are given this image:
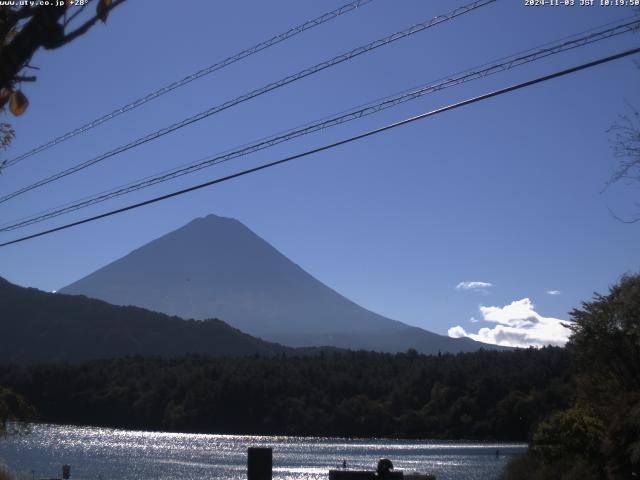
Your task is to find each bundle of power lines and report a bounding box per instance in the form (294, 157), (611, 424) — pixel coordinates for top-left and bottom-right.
(0, 0), (638, 247)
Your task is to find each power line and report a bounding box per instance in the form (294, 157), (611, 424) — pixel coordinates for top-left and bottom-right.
(1, 47), (637, 249)
(2, 18), (638, 233)
(0, 0), (496, 206)
(2, 0), (375, 169)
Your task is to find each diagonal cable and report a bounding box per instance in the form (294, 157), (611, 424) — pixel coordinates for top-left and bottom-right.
(2, 0), (375, 169)
(0, 0), (496, 205)
(1, 47), (638, 248)
(1, 17), (638, 232)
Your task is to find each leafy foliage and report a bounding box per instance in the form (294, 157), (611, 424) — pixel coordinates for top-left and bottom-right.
(568, 274), (640, 394)
(0, 386), (34, 436)
(0, 122), (14, 152)
(7, 90), (27, 117)
(503, 274), (640, 479)
(531, 406), (605, 463)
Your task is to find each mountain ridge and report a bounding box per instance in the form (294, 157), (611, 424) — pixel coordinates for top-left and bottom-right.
(60, 214), (505, 354)
(0, 276), (292, 363)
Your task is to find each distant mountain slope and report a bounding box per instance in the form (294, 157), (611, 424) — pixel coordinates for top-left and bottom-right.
(60, 214), (501, 354)
(274, 326), (493, 354)
(0, 277), (289, 363)
(61, 215), (404, 337)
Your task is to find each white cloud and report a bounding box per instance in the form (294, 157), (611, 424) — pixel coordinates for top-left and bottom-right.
(469, 316), (479, 323)
(448, 298), (571, 348)
(456, 281), (493, 291)
(447, 326), (467, 338)
(546, 290), (561, 295)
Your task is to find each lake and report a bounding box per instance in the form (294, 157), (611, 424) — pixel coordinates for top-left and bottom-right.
(0, 424), (525, 480)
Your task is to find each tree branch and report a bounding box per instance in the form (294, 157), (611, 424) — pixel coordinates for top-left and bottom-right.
(53, 0), (126, 48)
(0, 0), (126, 91)
(0, 5), (67, 90)
(607, 206), (640, 224)
(8, 6), (36, 22)
(14, 75), (36, 82)
(64, 1), (91, 28)
(604, 106), (640, 191)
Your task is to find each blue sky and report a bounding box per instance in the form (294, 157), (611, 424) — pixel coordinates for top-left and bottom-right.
(0, 0), (638, 346)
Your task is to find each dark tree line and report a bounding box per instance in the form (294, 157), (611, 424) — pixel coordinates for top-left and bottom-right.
(0, 347), (571, 441)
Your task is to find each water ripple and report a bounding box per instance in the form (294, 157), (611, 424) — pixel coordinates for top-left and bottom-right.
(0, 424), (525, 480)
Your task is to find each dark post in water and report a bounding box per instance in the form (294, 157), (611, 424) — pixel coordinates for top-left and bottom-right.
(247, 447), (272, 480)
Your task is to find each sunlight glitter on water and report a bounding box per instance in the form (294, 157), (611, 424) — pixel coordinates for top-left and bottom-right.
(0, 424), (525, 480)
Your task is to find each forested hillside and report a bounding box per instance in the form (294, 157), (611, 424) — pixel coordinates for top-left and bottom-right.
(0, 348), (571, 440)
(0, 277), (289, 363)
